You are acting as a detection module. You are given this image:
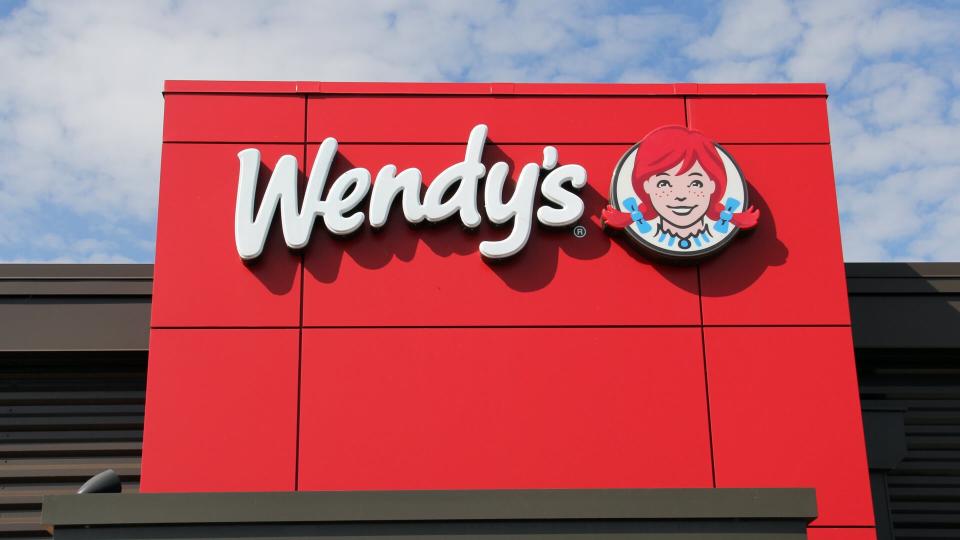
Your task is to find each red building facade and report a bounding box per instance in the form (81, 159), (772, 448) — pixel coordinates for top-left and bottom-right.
(138, 82), (872, 539)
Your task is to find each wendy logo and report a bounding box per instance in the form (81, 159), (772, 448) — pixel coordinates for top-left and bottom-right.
(602, 125), (759, 261)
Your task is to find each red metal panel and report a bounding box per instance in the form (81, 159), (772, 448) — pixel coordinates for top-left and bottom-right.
(298, 327), (713, 490)
(511, 83), (677, 95)
(151, 143), (302, 327)
(164, 80), (305, 94)
(699, 144), (849, 325)
(695, 83), (827, 96)
(301, 143), (700, 327)
(687, 97), (830, 143)
(306, 96), (685, 143)
(140, 329), (299, 492)
(317, 82), (509, 95)
(319, 82), (678, 95)
(162, 94), (305, 142)
(807, 528), (876, 540)
(163, 81), (827, 96)
(705, 327), (873, 527)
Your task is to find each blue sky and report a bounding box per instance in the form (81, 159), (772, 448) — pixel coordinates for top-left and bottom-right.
(0, 0), (957, 262)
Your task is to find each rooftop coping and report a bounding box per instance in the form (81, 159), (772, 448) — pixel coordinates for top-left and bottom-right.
(162, 81), (828, 96)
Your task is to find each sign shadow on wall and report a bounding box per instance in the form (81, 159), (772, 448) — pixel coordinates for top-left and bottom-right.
(301, 145), (616, 293)
(240, 161), (299, 297)
(695, 187), (788, 297)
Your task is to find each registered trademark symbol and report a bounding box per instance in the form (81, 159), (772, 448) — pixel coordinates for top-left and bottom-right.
(573, 225), (587, 238)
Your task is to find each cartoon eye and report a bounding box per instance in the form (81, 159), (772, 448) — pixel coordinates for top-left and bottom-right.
(656, 179), (672, 188)
(689, 179), (703, 188)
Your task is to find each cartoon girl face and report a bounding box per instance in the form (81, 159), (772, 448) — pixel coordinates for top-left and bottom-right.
(602, 125), (760, 258)
(641, 160), (716, 230)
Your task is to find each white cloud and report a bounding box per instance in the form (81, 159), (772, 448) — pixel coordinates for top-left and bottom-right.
(785, 0), (873, 84)
(856, 6), (957, 56)
(833, 116), (960, 175)
(688, 58), (781, 82)
(838, 165), (960, 260)
(686, 0), (801, 61)
(844, 63), (947, 128)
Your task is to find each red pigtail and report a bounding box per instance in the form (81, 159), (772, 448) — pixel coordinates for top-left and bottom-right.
(601, 206), (634, 229)
(601, 199), (657, 230)
(732, 206), (760, 229)
(708, 202), (760, 230)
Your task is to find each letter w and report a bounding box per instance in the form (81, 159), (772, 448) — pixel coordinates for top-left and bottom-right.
(234, 149), (312, 260)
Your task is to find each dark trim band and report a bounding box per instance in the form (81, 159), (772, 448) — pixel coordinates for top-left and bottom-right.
(44, 488), (817, 526)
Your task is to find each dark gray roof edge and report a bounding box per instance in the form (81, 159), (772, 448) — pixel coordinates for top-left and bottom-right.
(845, 262), (960, 278)
(0, 264), (154, 297)
(42, 488), (818, 526)
(0, 263), (153, 280)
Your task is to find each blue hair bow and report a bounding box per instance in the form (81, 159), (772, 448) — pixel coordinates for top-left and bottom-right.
(713, 198), (740, 234)
(623, 197), (652, 234)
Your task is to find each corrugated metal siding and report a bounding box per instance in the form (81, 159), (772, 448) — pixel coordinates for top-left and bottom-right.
(859, 349), (960, 540)
(0, 352), (146, 539)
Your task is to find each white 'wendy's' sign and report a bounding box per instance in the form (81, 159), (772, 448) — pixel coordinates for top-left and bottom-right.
(233, 123), (759, 263)
(234, 124), (587, 260)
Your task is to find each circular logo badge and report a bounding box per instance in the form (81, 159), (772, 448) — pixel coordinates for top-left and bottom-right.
(604, 126), (758, 261)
